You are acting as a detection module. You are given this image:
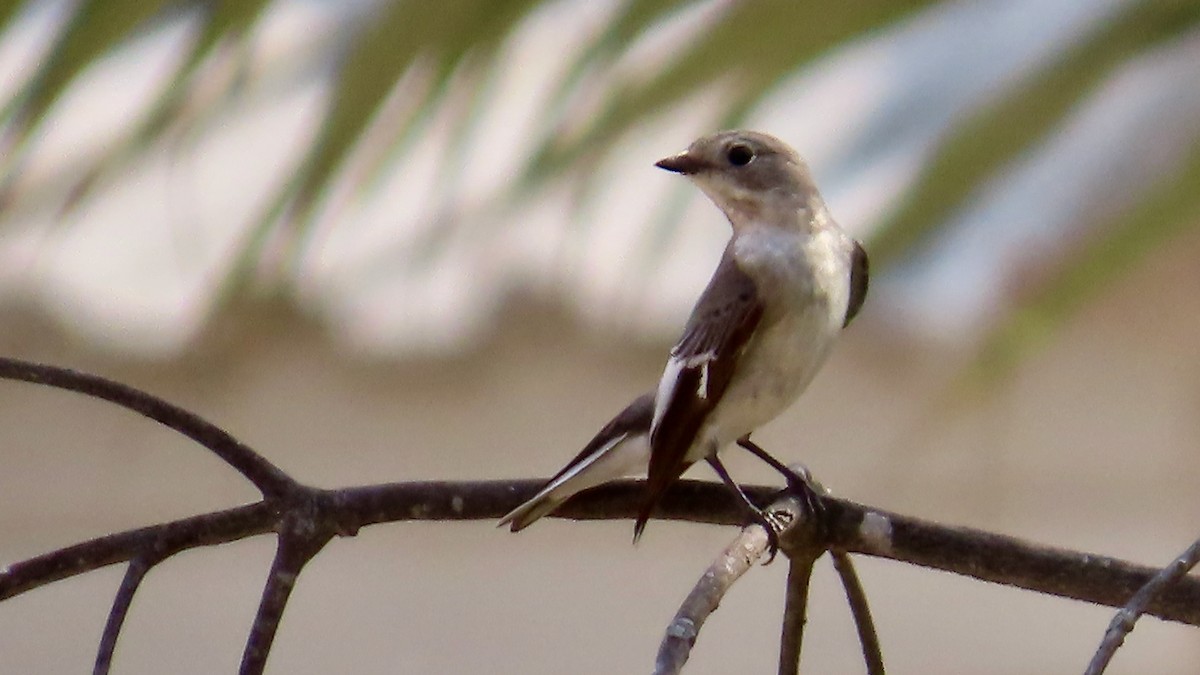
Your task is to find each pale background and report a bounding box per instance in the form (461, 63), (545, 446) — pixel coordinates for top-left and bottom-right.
(1, 0), (1199, 673)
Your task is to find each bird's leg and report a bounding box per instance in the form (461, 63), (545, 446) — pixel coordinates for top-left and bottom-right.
(736, 435), (827, 529)
(705, 455), (783, 564)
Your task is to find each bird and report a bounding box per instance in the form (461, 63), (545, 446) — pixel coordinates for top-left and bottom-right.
(500, 130), (868, 548)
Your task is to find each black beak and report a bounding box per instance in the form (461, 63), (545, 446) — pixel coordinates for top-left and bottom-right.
(654, 152), (707, 175)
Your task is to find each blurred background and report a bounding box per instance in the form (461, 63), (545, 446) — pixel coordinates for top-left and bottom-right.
(0, 0), (1198, 672)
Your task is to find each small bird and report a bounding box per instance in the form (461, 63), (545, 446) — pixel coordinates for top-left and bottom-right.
(500, 130), (868, 545)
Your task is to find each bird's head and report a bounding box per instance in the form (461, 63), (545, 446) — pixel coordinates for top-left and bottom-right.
(655, 130), (821, 227)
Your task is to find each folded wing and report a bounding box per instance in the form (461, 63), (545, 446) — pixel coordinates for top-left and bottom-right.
(636, 248), (764, 539)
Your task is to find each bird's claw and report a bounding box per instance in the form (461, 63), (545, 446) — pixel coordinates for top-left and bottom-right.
(752, 508), (787, 565)
(734, 437), (829, 534)
(767, 461), (829, 536)
(750, 464), (829, 564)
(792, 475), (828, 528)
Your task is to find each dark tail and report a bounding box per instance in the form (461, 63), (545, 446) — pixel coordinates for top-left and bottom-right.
(633, 499), (655, 543)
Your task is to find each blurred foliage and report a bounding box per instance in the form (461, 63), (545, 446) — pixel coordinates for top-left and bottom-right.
(529, 0), (939, 179)
(975, 135), (1200, 379)
(294, 0), (543, 212)
(7, 0), (172, 130)
(0, 0), (1197, 368)
(872, 0), (1200, 266)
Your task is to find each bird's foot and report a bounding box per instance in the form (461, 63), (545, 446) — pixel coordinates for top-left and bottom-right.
(784, 466), (828, 532)
(736, 437), (829, 539)
(751, 507), (789, 564)
(705, 454), (788, 564)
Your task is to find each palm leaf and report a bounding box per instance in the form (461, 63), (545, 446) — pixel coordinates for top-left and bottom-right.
(973, 137), (1200, 379)
(0, 0), (24, 42)
(532, 0), (941, 180)
(53, 0), (277, 215)
(223, 0), (547, 293)
(870, 0), (1200, 266)
(6, 0), (174, 133)
(0, 0), (1197, 362)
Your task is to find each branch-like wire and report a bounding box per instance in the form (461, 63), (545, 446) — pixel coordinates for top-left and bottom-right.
(4, 354), (1200, 671)
(1083, 535), (1200, 675)
(6, 482), (1200, 626)
(777, 552), (819, 675)
(241, 506), (337, 675)
(0, 501), (276, 601)
(94, 554), (158, 675)
(653, 505), (789, 675)
(831, 551), (884, 675)
(0, 357), (294, 498)
(822, 498), (1200, 626)
(653, 494), (823, 675)
(775, 491), (826, 675)
(0, 359), (663, 673)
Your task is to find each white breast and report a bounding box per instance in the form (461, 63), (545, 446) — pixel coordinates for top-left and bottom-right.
(691, 223), (851, 457)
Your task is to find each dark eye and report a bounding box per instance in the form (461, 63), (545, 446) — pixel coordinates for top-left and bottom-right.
(726, 144), (755, 166)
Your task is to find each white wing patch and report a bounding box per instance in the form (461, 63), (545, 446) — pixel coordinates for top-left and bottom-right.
(498, 430), (650, 529)
(652, 351), (717, 437)
(651, 356), (685, 436)
(542, 432), (628, 495)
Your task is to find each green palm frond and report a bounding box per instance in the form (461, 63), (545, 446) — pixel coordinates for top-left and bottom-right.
(975, 135), (1200, 379)
(0, 0), (1197, 364)
(532, 1), (939, 179)
(6, 0), (173, 134)
(0, 1), (26, 49)
(872, 0), (1200, 266)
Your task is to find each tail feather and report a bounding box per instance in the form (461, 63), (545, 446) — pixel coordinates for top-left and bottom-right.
(499, 428), (651, 532)
(632, 510), (651, 543)
(500, 394), (653, 533)
(632, 457), (690, 543)
(499, 493), (565, 532)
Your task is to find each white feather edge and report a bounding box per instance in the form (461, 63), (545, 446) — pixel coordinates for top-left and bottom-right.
(651, 352), (715, 437)
(499, 431), (650, 528)
(651, 357), (684, 436)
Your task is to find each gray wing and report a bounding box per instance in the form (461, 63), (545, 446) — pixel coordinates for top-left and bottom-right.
(500, 393), (654, 532)
(844, 240), (869, 327)
(538, 393), (653, 488)
(635, 245), (764, 539)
